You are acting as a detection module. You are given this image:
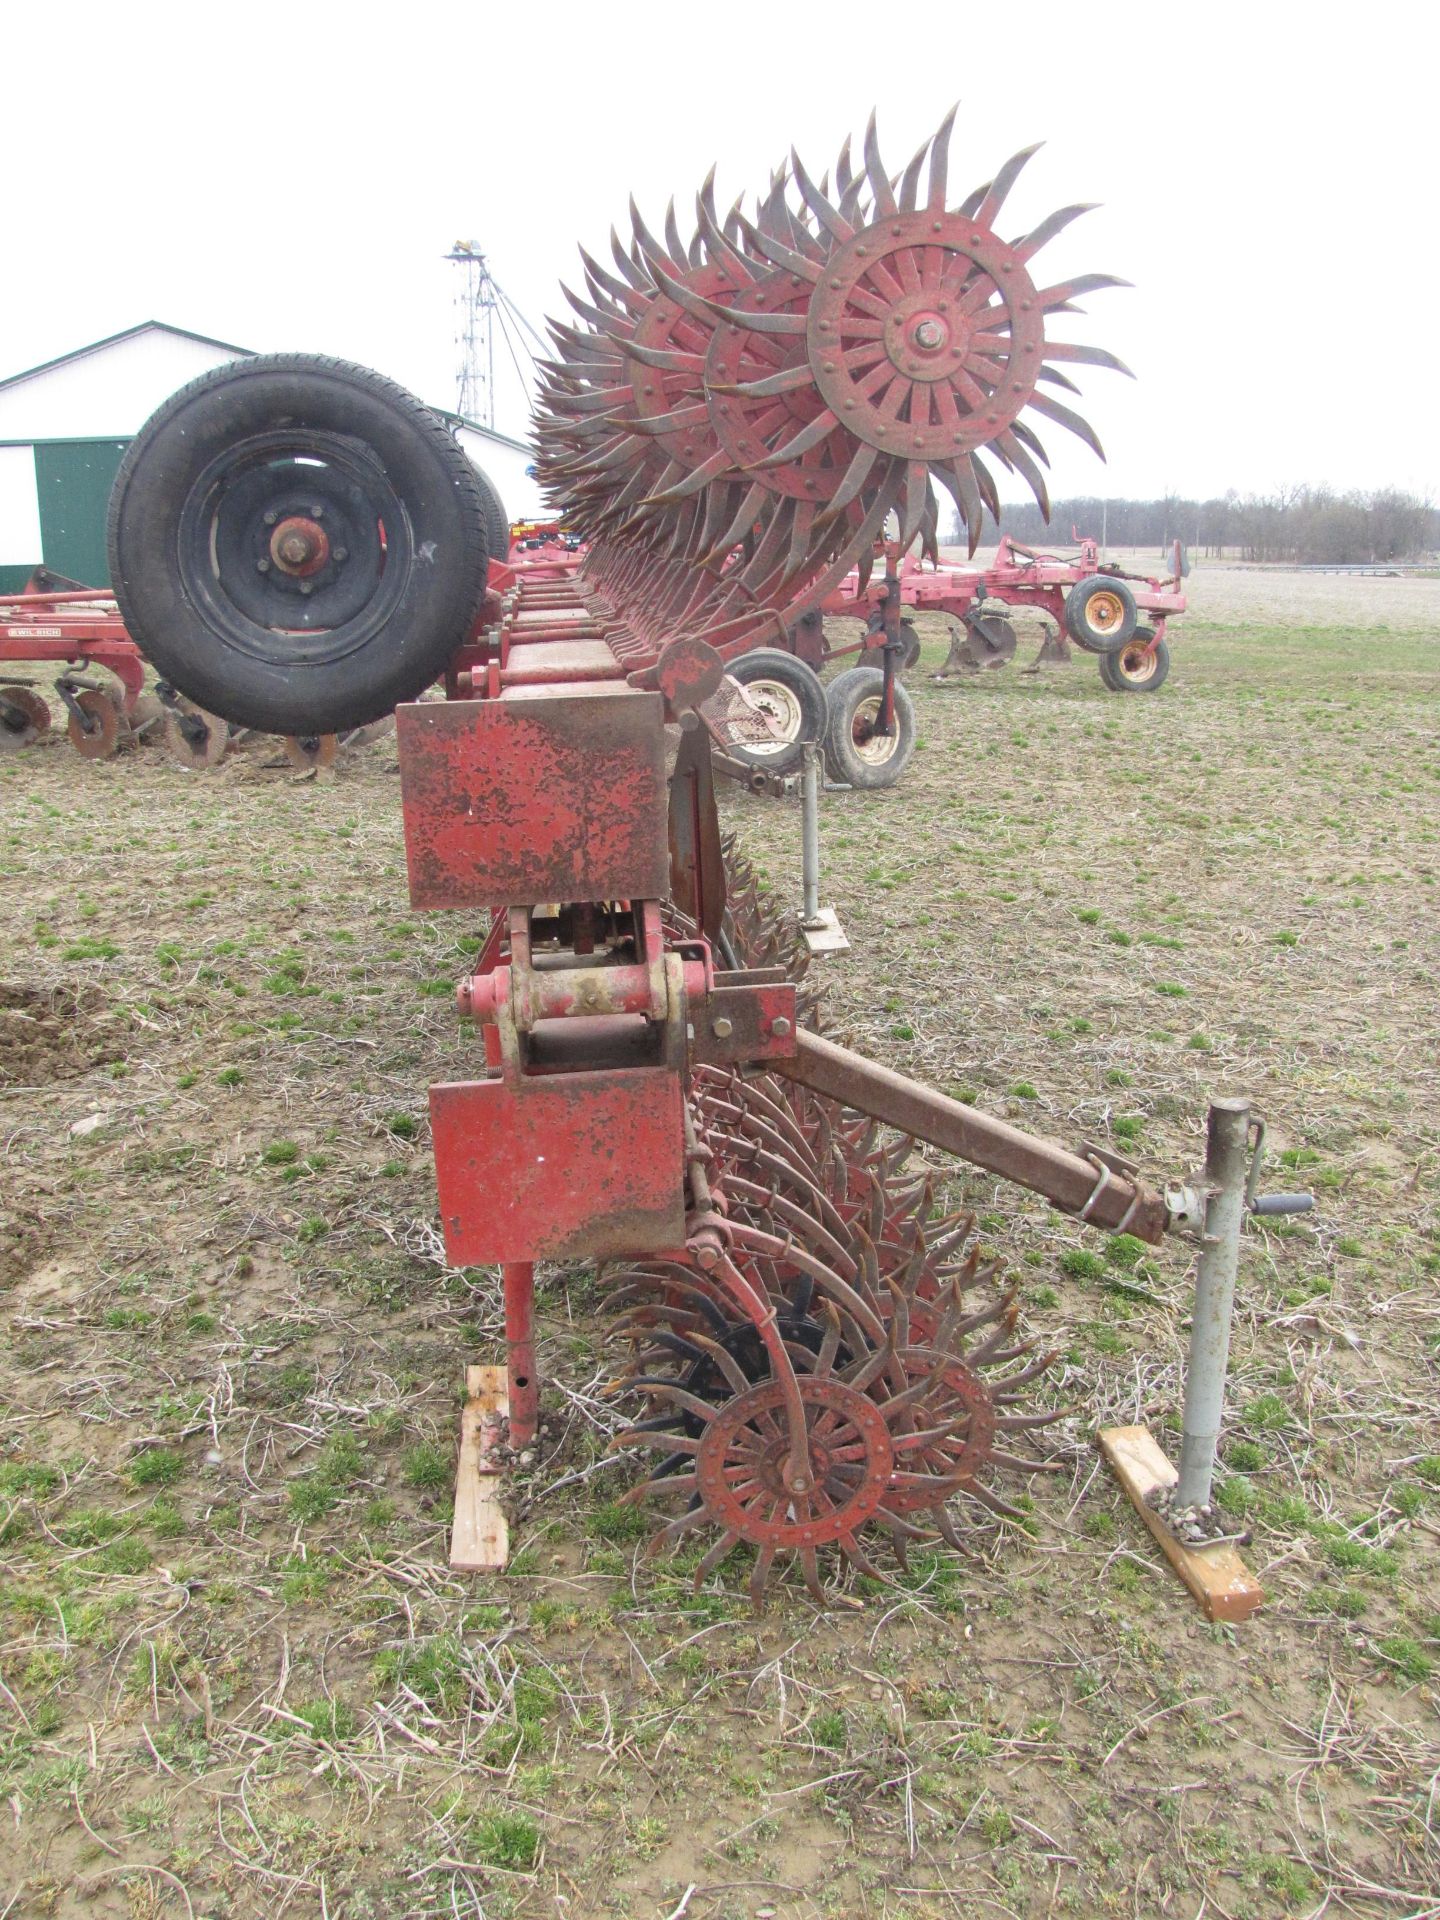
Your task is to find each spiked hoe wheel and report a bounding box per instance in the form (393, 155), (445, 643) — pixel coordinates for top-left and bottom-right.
(605, 852), (1062, 1608)
(535, 106), (1130, 669)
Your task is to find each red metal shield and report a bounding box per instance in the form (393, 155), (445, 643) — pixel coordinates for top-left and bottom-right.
(397, 688), (669, 910)
(430, 1066), (686, 1265)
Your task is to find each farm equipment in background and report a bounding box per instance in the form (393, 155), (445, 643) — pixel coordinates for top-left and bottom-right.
(105, 110), (1276, 1606)
(0, 571), (392, 770)
(1, 573), (163, 759)
(807, 533), (1187, 689)
(734, 533), (1189, 781)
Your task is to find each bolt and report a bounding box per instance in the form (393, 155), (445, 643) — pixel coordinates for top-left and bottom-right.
(333, 546), (348, 562)
(263, 510), (278, 526)
(299, 581), (314, 595)
(915, 321), (945, 349)
(712, 1017), (734, 1039)
(694, 1242), (721, 1270)
(311, 503), (325, 518)
(256, 558), (271, 573)
(771, 1016), (792, 1038)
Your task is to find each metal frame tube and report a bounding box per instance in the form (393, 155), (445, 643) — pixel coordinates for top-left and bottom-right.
(774, 1027), (1169, 1241)
(801, 743), (822, 928)
(502, 1260), (539, 1448)
(1176, 1098), (1251, 1507)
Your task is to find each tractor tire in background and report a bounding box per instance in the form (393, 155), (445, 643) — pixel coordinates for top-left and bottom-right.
(1099, 628), (1170, 693)
(823, 666), (916, 789)
(726, 648), (828, 775)
(470, 463), (510, 567)
(107, 355), (491, 737)
(1063, 574), (1138, 654)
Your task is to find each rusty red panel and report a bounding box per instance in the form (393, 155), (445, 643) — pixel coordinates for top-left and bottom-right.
(397, 688), (669, 909)
(430, 1066), (685, 1265)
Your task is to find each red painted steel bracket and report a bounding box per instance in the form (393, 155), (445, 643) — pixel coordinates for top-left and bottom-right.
(430, 1067), (687, 1265)
(396, 688), (669, 909)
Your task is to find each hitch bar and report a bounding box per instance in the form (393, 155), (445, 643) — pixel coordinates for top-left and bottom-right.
(773, 1028), (1169, 1243)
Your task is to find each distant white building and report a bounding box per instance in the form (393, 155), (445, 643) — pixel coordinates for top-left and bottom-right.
(0, 321), (540, 591)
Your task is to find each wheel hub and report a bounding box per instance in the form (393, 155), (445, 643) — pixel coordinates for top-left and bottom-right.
(269, 514), (330, 577)
(885, 293), (972, 381)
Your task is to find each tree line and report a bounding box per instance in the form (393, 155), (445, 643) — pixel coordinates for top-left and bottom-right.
(973, 486), (1438, 565)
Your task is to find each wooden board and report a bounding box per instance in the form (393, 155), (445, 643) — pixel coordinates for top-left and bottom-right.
(450, 1364), (510, 1573)
(1099, 1424), (1264, 1623)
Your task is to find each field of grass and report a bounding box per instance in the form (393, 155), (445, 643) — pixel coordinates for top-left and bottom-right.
(2, 571), (1437, 1919)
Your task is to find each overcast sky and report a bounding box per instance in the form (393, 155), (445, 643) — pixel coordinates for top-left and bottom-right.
(7, 1), (1434, 506)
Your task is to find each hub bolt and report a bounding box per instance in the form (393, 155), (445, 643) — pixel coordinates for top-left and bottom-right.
(256, 558), (271, 573)
(263, 510), (278, 526)
(299, 581), (314, 596)
(712, 1017), (734, 1039)
(913, 319), (946, 349)
(334, 546), (348, 563)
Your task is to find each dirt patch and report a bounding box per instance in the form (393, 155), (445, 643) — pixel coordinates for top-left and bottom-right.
(0, 982), (122, 1088)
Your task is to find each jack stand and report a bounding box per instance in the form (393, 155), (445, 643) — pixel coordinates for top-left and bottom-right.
(1100, 1097), (1314, 1623)
(798, 742), (849, 955)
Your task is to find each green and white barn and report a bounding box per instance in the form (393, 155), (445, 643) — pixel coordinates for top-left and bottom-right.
(0, 322), (540, 593)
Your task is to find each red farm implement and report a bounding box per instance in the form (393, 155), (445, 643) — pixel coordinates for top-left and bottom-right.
(103, 112), (1305, 1608)
(0, 572), (389, 770)
(802, 532), (1187, 686)
(0, 574), (161, 759)
(724, 533), (1189, 784)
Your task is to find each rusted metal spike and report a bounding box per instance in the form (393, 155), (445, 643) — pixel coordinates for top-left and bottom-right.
(791, 146), (855, 246)
(1014, 202), (1098, 261)
(926, 103), (958, 210)
(973, 143), (1043, 231)
(863, 111), (898, 219)
(1026, 391), (1106, 460)
(1043, 342), (1135, 377)
(897, 134), (929, 213)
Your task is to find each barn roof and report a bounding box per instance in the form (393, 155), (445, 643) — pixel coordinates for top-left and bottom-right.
(0, 321), (254, 393)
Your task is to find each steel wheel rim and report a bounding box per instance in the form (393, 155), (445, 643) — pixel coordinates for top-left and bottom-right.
(1087, 590), (1127, 636)
(850, 694), (901, 765)
(742, 679), (806, 757)
(1116, 641), (1158, 682)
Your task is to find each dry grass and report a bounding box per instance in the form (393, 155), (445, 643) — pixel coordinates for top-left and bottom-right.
(1, 570), (1437, 1920)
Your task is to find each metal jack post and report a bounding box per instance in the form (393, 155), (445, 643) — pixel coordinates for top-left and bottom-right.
(1099, 1095), (1314, 1623)
(798, 742), (849, 956)
(1176, 1097), (1252, 1509)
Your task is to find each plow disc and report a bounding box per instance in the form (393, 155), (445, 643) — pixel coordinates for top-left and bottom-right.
(0, 685), (52, 752)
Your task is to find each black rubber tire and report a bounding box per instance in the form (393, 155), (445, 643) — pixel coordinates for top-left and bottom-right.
(1063, 574), (1138, 655)
(1099, 629), (1170, 693)
(107, 354), (490, 736)
(470, 462), (510, 567)
(823, 666), (916, 789)
(727, 648), (828, 774)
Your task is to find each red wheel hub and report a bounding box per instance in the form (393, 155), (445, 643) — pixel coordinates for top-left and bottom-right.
(269, 515), (330, 577)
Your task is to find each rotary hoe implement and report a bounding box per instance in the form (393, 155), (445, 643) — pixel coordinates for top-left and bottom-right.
(105, 110), (1287, 1608)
